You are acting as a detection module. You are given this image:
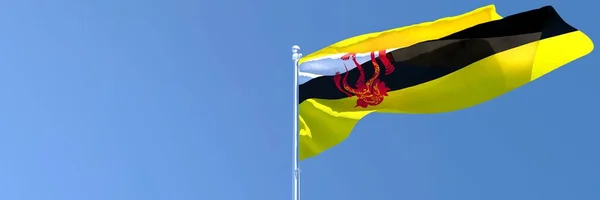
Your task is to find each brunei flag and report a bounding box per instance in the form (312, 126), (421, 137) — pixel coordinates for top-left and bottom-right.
(297, 5), (594, 160)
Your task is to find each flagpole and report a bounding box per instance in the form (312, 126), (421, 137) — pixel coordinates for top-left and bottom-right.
(292, 45), (302, 200)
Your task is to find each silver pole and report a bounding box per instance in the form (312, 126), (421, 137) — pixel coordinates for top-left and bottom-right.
(292, 45), (302, 200)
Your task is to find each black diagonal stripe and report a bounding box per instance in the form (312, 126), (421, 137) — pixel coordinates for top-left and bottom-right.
(299, 5), (577, 104)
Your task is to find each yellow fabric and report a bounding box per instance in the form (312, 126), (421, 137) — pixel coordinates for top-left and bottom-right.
(298, 4), (504, 160)
(300, 30), (593, 160)
(298, 4), (502, 64)
(298, 6), (595, 161)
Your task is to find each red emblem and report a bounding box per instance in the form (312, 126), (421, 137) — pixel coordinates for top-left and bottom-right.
(333, 50), (395, 108)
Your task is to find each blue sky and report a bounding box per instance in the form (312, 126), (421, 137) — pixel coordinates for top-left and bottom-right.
(0, 0), (598, 199)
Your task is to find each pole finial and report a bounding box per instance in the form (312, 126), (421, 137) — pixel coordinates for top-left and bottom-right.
(292, 45), (302, 61)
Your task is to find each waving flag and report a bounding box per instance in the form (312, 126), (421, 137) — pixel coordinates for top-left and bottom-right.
(297, 5), (594, 160)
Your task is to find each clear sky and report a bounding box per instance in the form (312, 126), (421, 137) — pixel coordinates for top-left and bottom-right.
(0, 0), (598, 199)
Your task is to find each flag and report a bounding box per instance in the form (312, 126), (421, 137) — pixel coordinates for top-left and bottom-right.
(297, 5), (594, 160)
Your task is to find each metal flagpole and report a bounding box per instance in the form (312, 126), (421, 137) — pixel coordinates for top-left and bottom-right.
(292, 45), (302, 200)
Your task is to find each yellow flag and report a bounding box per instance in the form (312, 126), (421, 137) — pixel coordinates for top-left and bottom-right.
(298, 5), (593, 160)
